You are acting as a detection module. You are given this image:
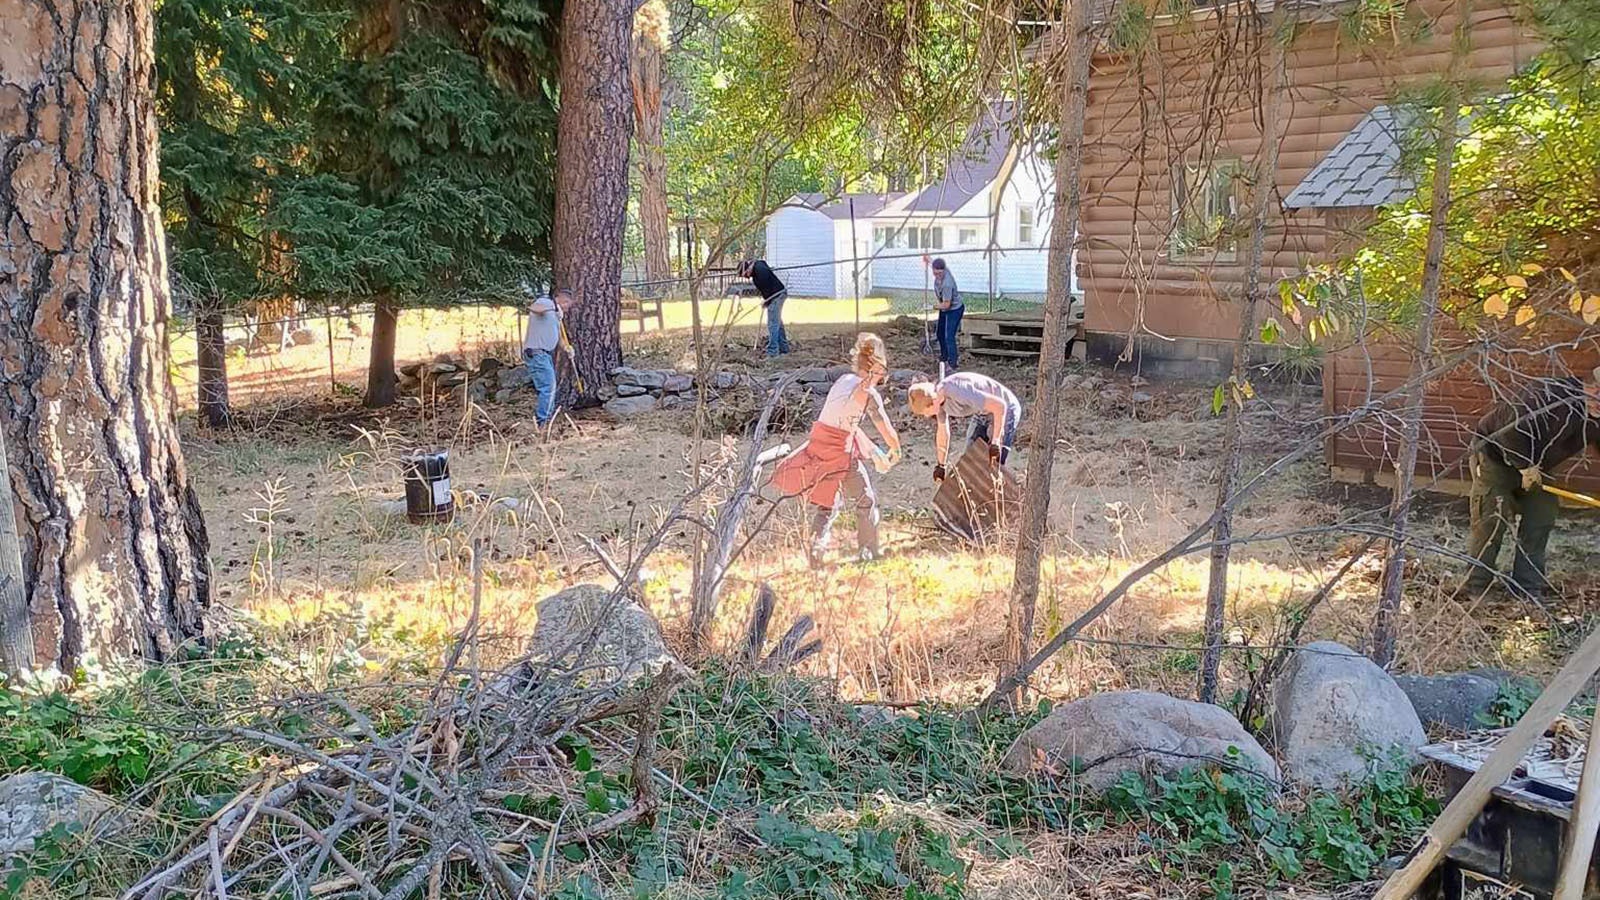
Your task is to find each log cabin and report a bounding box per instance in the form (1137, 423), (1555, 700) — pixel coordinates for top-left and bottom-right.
(1070, 0), (1539, 377)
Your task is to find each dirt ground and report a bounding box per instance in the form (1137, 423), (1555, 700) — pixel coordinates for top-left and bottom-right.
(181, 306), (1600, 706)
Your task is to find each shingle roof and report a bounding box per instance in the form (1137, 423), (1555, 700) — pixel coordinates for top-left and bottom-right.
(901, 103), (1018, 214)
(1284, 106), (1416, 210)
(789, 191), (908, 220)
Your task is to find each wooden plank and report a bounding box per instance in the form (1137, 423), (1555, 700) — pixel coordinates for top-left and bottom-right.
(1373, 624), (1600, 900)
(1553, 704), (1600, 900)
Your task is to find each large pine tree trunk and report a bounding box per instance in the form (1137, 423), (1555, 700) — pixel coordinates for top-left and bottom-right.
(1197, 8), (1288, 703)
(196, 306), (232, 428)
(554, 0), (632, 402)
(1000, 0), (1095, 702)
(0, 0), (212, 671)
(632, 0), (671, 294)
(365, 293), (399, 408)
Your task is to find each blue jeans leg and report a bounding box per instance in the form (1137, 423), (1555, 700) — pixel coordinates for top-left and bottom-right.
(766, 292), (789, 355)
(939, 305), (964, 366)
(525, 348), (557, 425)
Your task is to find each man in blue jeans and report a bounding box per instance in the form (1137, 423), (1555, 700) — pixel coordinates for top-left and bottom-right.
(741, 259), (790, 356)
(522, 287), (576, 427)
(925, 256), (962, 367)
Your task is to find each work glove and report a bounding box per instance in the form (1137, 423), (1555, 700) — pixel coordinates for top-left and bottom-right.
(887, 446), (903, 467)
(1521, 466), (1544, 491)
(988, 444), (1002, 468)
(932, 464), (947, 484)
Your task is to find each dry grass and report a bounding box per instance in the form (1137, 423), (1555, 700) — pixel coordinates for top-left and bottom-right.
(183, 312), (1600, 712)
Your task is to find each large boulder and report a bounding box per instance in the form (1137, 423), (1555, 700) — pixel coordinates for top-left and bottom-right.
(1001, 690), (1279, 793)
(526, 585), (687, 689)
(1394, 672), (1501, 732)
(604, 395), (658, 417)
(610, 367), (667, 390)
(1269, 641), (1426, 789)
(0, 772), (146, 856)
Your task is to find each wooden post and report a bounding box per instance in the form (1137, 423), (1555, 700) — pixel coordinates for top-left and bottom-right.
(0, 426), (35, 680)
(1374, 625), (1600, 900)
(848, 198), (861, 332)
(1555, 703), (1600, 900)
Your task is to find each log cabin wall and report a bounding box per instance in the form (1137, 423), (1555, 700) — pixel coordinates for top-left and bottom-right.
(1077, 0), (1538, 376)
(1323, 336), (1600, 496)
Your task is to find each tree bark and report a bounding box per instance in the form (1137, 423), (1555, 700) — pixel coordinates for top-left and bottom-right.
(196, 305), (231, 428)
(1198, 8), (1288, 703)
(631, 0), (671, 294)
(365, 293), (399, 408)
(1000, 0), (1096, 703)
(554, 0), (632, 404)
(0, 426), (35, 680)
(0, 0), (212, 672)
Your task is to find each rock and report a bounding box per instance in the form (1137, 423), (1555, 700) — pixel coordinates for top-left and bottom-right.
(889, 369), (928, 386)
(663, 374), (694, 394)
(1269, 641), (1426, 789)
(796, 367), (832, 384)
(397, 374), (420, 393)
(611, 367), (667, 389)
(1082, 376), (1105, 391)
(597, 384), (617, 401)
(437, 372), (469, 389)
(1130, 375), (1150, 387)
(476, 357), (505, 376)
(492, 390), (516, 403)
(0, 773), (146, 856)
(1131, 391), (1154, 403)
(1001, 690), (1279, 793)
(1060, 373), (1084, 390)
(604, 395), (658, 417)
(526, 585), (687, 689)
(712, 371), (742, 390)
(616, 383), (649, 397)
(371, 497), (408, 517)
(427, 362), (459, 376)
(854, 704), (911, 728)
(498, 365), (534, 391)
(288, 327), (319, 346)
(1395, 673), (1501, 732)
(399, 361), (426, 378)
(825, 365), (852, 380)
(467, 379), (491, 403)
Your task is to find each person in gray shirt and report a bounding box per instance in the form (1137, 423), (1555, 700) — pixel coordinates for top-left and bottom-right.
(522, 287), (575, 427)
(924, 255), (962, 367)
(908, 371), (1023, 480)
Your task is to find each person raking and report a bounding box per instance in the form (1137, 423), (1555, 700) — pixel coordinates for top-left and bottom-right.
(522, 286), (576, 428)
(740, 259), (790, 356)
(924, 255), (962, 367)
(907, 371), (1023, 482)
(772, 333), (902, 564)
(1461, 368), (1600, 600)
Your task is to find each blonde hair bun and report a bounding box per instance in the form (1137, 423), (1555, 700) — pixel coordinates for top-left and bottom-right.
(852, 332), (887, 377)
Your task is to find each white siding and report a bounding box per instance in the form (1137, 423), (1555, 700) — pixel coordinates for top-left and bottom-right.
(765, 206), (837, 297)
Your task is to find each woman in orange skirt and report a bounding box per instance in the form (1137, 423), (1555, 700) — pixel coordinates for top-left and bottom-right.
(772, 333), (901, 564)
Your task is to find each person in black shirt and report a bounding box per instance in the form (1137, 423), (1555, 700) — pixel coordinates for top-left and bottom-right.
(1463, 371), (1600, 599)
(740, 259), (790, 356)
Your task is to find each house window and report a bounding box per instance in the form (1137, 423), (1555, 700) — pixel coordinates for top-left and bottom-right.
(958, 227), (979, 246)
(907, 228), (920, 250)
(873, 227), (890, 248)
(1171, 159), (1244, 259)
(922, 227), (943, 250)
(1017, 205), (1036, 245)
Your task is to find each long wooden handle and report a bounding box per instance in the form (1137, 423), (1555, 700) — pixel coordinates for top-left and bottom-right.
(1374, 625), (1600, 900)
(1555, 705), (1600, 900)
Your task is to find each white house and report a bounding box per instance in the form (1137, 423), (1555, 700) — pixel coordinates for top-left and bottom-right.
(763, 191), (906, 298)
(763, 104), (1079, 302)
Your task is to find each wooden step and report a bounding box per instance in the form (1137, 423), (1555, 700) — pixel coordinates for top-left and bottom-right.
(969, 347), (1047, 359)
(973, 333), (1044, 345)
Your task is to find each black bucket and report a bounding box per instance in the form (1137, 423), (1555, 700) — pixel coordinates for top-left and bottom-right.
(402, 451), (454, 525)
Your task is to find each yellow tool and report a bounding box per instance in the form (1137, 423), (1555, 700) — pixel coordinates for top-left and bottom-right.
(558, 321), (586, 393)
(1543, 483), (1600, 509)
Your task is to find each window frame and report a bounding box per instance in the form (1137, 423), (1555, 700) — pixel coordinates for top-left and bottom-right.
(1169, 157), (1245, 263)
(958, 227), (979, 247)
(1017, 204), (1036, 245)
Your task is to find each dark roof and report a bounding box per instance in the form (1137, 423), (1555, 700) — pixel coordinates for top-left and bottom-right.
(901, 103), (1019, 214)
(1285, 106), (1416, 210)
(788, 192), (907, 220)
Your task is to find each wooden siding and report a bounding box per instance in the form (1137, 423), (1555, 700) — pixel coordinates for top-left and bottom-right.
(1323, 336), (1600, 495)
(1078, 0), (1538, 345)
